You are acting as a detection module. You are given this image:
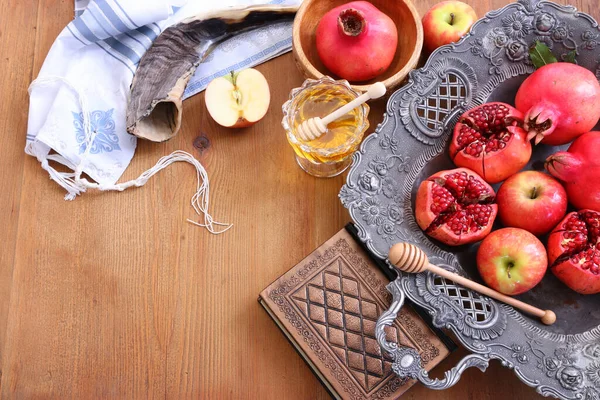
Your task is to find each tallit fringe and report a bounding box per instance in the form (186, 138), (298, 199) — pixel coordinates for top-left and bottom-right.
(27, 76), (232, 235)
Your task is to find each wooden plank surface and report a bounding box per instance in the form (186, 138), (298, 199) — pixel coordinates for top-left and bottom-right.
(0, 0), (595, 398)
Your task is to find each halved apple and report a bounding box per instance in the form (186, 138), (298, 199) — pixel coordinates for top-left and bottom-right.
(205, 68), (270, 128)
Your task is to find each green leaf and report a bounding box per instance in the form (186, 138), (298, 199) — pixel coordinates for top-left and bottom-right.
(529, 41), (558, 69)
(563, 50), (577, 63)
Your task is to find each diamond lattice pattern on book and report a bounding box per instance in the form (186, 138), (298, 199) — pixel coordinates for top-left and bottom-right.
(291, 256), (403, 391)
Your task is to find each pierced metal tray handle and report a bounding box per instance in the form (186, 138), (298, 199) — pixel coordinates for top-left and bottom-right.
(376, 279), (491, 389)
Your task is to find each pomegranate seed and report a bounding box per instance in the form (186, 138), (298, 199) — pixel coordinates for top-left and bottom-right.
(441, 171), (468, 198)
(430, 185), (456, 214)
(561, 230), (588, 253)
(554, 210), (600, 276)
(563, 214), (588, 234)
(424, 168), (497, 245)
(455, 103), (517, 156)
(571, 248), (600, 275)
(463, 177), (492, 203)
(581, 210), (600, 243)
(445, 209), (468, 236)
(465, 204), (492, 227)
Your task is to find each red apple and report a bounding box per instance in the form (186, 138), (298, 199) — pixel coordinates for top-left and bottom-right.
(477, 228), (548, 295)
(205, 68), (270, 128)
(422, 1), (477, 53)
(496, 171), (567, 236)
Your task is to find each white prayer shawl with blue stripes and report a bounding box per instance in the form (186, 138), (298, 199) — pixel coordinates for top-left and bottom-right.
(27, 0), (175, 188)
(26, 0), (298, 199)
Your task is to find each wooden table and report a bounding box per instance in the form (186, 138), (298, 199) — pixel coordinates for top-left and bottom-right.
(1, 0), (596, 398)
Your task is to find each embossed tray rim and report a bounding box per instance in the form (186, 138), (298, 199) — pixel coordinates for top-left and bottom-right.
(340, 0), (600, 398)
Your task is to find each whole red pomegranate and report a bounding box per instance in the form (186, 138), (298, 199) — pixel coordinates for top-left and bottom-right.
(449, 102), (531, 184)
(315, 1), (398, 81)
(547, 210), (600, 294)
(515, 63), (600, 145)
(415, 167), (498, 246)
(546, 131), (600, 212)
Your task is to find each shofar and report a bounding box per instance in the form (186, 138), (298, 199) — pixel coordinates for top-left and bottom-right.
(126, 5), (298, 142)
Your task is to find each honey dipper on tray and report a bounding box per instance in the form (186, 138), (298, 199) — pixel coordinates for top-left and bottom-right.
(388, 242), (556, 325)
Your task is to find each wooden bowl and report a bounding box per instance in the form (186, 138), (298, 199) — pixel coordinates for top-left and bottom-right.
(292, 0), (423, 92)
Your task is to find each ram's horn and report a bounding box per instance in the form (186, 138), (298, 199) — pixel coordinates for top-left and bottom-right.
(126, 5), (298, 142)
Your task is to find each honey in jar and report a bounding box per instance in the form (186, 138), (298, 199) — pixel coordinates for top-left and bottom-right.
(282, 77), (370, 178)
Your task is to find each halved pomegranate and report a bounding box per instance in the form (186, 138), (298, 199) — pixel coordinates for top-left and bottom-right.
(450, 102), (532, 184)
(416, 168), (498, 246)
(547, 210), (600, 294)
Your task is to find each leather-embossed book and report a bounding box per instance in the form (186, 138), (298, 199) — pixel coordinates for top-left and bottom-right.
(259, 226), (452, 399)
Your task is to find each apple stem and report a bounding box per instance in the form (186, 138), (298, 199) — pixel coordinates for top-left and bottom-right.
(450, 12), (455, 25)
(530, 186), (538, 199)
(230, 70), (242, 106)
(507, 261), (514, 279)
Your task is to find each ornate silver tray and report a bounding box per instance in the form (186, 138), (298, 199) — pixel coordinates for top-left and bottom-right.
(339, 0), (600, 398)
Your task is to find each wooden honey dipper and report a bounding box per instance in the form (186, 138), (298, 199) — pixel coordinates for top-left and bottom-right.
(388, 243), (556, 325)
(296, 82), (386, 142)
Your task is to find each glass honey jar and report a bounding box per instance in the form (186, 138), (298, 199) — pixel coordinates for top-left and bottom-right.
(282, 76), (370, 178)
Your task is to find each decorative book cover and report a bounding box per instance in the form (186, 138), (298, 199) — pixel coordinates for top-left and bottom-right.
(259, 227), (452, 399)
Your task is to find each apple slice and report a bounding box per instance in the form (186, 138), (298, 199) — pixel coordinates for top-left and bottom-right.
(205, 68), (270, 128)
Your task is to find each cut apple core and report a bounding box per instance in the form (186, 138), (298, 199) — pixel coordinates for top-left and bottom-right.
(205, 68), (270, 128)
